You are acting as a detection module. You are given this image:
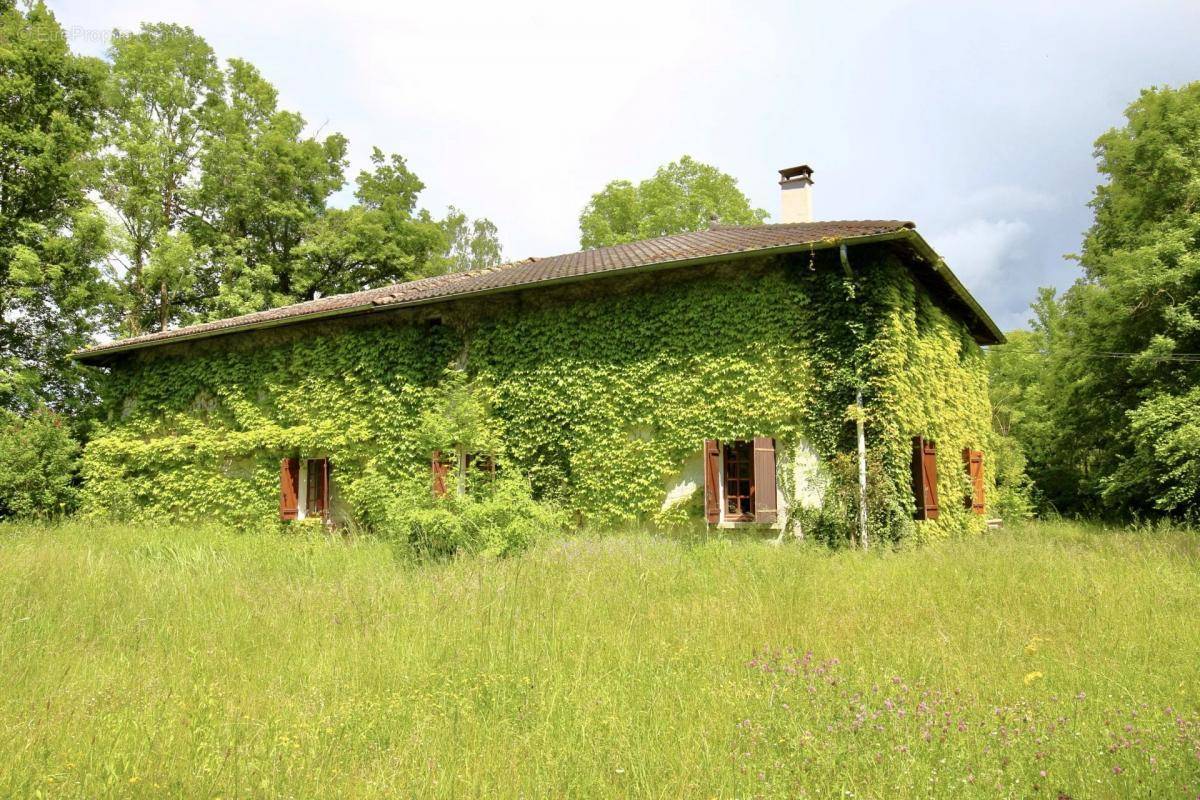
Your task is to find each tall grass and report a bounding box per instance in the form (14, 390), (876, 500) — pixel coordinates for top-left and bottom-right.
(0, 521), (1196, 798)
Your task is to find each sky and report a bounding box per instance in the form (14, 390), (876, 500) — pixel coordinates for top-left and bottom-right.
(48, 0), (1200, 332)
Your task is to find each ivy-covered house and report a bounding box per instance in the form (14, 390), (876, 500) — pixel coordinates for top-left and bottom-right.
(75, 166), (1003, 541)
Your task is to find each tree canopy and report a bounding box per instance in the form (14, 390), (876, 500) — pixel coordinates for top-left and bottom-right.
(0, 7), (502, 420)
(990, 82), (1200, 517)
(579, 155), (768, 248)
(0, 1), (109, 414)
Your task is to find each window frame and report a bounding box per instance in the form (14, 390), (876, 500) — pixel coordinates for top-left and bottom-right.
(297, 456), (331, 521)
(720, 440), (756, 522)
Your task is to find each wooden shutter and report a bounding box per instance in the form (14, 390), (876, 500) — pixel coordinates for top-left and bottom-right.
(963, 448), (984, 514)
(911, 437), (939, 520)
(279, 457), (299, 520)
(753, 437), (778, 524)
(703, 439), (721, 523)
(431, 450), (450, 499)
(320, 458), (331, 519)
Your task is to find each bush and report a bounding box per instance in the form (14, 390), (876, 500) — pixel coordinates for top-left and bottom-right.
(811, 452), (911, 547)
(379, 473), (565, 558)
(990, 432), (1036, 522)
(0, 407), (80, 519)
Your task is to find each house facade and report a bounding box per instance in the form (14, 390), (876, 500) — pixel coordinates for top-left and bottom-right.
(76, 168), (1003, 541)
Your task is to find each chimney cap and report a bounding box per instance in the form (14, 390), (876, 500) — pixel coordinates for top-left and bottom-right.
(778, 164), (814, 183)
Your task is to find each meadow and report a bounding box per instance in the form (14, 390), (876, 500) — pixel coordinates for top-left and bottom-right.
(0, 520), (1197, 798)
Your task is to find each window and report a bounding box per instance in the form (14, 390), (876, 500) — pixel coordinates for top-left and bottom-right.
(465, 453), (496, 476)
(279, 456), (331, 521)
(722, 440), (755, 521)
(703, 438), (778, 525)
(305, 458), (329, 519)
(432, 449), (497, 498)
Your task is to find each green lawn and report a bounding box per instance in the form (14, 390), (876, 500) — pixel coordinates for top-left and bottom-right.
(0, 521), (1197, 798)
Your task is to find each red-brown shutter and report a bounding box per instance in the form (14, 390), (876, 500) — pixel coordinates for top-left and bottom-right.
(912, 437), (939, 520)
(279, 457), (299, 520)
(703, 439), (721, 523)
(431, 451), (449, 499)
(963, 448), (984, 514)
(320, 458), (331, 519)
(753, 437), (778, 524)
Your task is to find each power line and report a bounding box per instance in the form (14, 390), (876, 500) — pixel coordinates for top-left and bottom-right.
(986, 346), (1200, 362)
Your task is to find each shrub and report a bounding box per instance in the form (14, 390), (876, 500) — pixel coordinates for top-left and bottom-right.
(811, 452), (911, 547)
(0, 407), (80, 519)
(990, 432), (1036, 521)
(378, 473), (565, 558)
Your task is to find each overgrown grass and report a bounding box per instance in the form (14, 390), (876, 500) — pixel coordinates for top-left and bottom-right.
(0, 521), (1196, 798)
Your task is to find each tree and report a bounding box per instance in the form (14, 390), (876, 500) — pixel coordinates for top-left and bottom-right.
(998, 82), (1200, 516)
(436, 206), (503, 273)
(0, 1), (110, 414)
(579, 155), (768, 248)
(189, 58), (348, 316)
(99, 22), (222, 335)
(99, 28), (454, 323)
(293, 148), (445, 297)
(0, 406), (80, 518)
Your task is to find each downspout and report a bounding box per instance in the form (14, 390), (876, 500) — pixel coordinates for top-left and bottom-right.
(840, 244), (870, 550)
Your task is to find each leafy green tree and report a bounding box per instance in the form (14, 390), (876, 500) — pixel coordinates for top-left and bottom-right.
(1065, 83), (1200, 514)
(293, 148), (445, 297)
(999, 82), (1200, 516)
(579, 155), (768, 248)
(0, 1), (110, 414)
(0, 407), (79, 518)
(100, 28), (453, 323)
(436, 206), (503, 273)
(189, 58), (348, 316)
(99, 22), (222, 335)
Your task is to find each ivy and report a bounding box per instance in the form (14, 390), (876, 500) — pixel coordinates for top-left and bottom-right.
(81, 247), (992, 541)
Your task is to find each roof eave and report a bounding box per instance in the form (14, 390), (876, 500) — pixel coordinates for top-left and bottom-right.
(73, 227), (1002, 363)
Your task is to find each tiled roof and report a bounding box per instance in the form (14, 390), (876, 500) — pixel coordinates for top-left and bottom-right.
(76, 220), (1001, 361)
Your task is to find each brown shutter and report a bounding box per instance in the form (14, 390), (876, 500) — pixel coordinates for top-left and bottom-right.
(963, 448), (984, 514)
(703, 439), (721, 523)
(431, 451), (449, 499)
(279, 457), (299, 520)
(321, 458), (331, 520)
(912, 437), (939, 520)
(753, 437), (778, 524)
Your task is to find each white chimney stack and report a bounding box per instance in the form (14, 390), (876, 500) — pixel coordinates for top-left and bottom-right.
(778, 164), (814, 223)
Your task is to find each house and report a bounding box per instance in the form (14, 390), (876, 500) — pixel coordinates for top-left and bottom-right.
(75, 166), (1003, 540)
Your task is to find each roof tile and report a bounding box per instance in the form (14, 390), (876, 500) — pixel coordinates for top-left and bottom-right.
(78, 221), (917, 359)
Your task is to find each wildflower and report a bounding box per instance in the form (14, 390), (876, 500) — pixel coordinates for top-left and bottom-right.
(1112, 765), (1123, 775)
(1024, 671), (1044, 686)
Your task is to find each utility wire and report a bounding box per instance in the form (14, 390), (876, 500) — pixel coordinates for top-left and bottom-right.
(985, 348), (1200, 363)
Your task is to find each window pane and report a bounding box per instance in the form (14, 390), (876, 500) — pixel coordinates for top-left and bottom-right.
(721, 440), (756, 520)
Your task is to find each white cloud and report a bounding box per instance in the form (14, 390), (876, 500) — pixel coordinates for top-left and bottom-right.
(932, 219), (1032, 288)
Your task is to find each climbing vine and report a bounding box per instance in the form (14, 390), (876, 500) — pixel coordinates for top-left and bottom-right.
(81, 246), (992, 541)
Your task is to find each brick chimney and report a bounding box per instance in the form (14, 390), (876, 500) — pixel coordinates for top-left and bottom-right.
(778, 164), (814, 223)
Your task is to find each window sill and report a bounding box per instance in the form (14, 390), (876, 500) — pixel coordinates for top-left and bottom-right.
(716, 521), (783, 530)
